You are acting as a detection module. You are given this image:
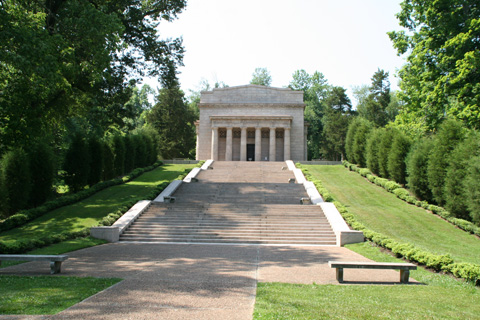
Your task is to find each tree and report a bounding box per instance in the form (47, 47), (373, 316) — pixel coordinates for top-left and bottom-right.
(427, 119), (466, 205)
(345, 117), (361, 163)
(64, 134), (90, 192)
(250, 68), (272, 86)
(0, 0), (187, 150)
(147, 83), (196, 159)
(358, 69), (392, 127)
(352, 118), (373, 167)
(406, 137), (434, 202)
(464, 156), (480, 224)
(387, 131), (411, 185)
(289, 70), (331, 160)
(377, 128), (398, 178)
(1, 148), (31, 215)
(322, 87), (354, 160)
(389, 1), (480, 130)
(112, 135), (126, 177)
(88, 136), (104, 186)
(366, 128), (384, 175)
(28, 140), (55, 207)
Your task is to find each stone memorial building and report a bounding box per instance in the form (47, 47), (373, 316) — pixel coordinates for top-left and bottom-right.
(195, 85), (307, 161)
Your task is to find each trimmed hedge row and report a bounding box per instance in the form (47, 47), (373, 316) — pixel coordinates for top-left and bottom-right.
(343, 161), (480, 238)
(0, 167), (194, 254)
(0, 161), (164, 233)
(298, 164), (480, 285)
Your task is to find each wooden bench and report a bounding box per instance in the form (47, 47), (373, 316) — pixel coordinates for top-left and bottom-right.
(328, 261), (417, 283)
(0, 254), (69, 274)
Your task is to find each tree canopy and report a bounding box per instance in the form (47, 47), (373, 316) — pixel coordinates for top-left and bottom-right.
(0, 0), (186, 151)
(388, 0), (480, 131)
(250, 67), (272, 86)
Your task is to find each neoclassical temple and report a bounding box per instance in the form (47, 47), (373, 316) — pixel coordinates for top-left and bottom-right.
(195, 85), (307, 161)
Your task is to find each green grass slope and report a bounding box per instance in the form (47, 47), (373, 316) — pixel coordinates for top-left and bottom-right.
(305, 165), (480, 265)
(0, 164), (196, 242)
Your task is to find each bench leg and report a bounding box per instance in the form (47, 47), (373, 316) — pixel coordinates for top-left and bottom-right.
(336, 268), (344, 283)
(400, 270), (409, 283)
(50, 261), (62, 274)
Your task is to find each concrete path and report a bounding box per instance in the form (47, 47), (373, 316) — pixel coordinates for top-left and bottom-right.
(0, 243), (418, 320)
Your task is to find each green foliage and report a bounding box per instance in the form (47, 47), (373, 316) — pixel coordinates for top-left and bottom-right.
(27, 141), (55, 207)
(406, 136), (434, 202)
(357, 69), (393, 126)
(132, 134), (147, 168)
(0, 0), (187, 149)
(387, 130), (411, 185)
(464, 156), (480, 224)
(147, 86), (195, 159)
(1, 148), (31, 216)
(87, 136), (104, 187)
(123, 135), (136, 174)
(344, 117), (360, 163)
(445, 131), (480, 219)
(102, 141), (115, 181)
(427, 119), (466, 205)
(351, 118), (373, 167)
(389, 0), (480, 130)
(378, 128), (397, 178)
(365, 128), (384, 175)
(64, 134), (90, 192)
(289, 70), (331, 160)
(249, 67), (272, 86)
(321, 87), (354, 160)
(112, 135), (126, 177)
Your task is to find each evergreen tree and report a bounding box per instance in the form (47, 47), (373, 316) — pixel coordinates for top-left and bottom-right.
(102, 141), (115, 181)
(387, 131), (411, 185)
(88, 136), (104, 186)
(366, 128), (384, 175)
(1, 148), (31, 215)
(64, 134), (90, 192)
(124, 135), (136, 173)
(358, 69), (391, 126)
(378, 128), (398, 178)
(464, 156), (480, 224)
(406, 137), (434, 202)
(28, 140), (55, 207)
(352, 119), (373, 167)
(345, 117), (361, 163)
(112, 135), (126, 177)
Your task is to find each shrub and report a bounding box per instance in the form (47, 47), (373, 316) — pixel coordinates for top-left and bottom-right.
(102, 141), (115, 181)
(64, 134), (90, 192)
(112, 135), (126, 177)
(123, 135), (136, 173)
(0, 170), (6, 217)
(464, 156), (480, 224)
(377, 127), (397, 179)
(1, 148), (32, 215)
(345, 117), (361, 162)
(387, 131), (411, 185)
(444, 131), (480, 220)
(427, 119), (466, 206)
(28, 140), (55, 207)
(352, 118), (373, 167)
(88, 136), (104, 186)
(406, 137), (434, 202)
(366, 128), (384, 175)
(133, 134), (147, 168)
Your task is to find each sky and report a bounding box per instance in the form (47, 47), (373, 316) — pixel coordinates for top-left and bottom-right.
(144, 0), (407, 105)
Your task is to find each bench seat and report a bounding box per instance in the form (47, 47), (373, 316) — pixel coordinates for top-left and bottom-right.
(0, 254), (69, 274)
(328, 261), (417, 283)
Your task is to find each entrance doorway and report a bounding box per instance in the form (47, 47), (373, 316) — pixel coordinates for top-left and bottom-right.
(247, 144), (255, 161)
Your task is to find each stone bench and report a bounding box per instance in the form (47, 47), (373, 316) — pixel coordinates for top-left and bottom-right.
(328, 261), (417, 283)
(0, 254), (69, 274)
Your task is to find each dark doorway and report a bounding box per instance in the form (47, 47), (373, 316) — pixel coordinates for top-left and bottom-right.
(247, 144), (255, 161)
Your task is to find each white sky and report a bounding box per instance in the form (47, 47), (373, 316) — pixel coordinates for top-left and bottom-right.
(145, 0), (406, 105)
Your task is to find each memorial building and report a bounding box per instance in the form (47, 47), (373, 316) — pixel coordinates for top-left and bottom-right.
(195, 85), (307, 161)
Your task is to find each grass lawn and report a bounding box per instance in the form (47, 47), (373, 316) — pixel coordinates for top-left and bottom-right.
(254, 242), (480, 320)
(0, 275), (121, 315)
(0, 164), (196, 242)
(303, 165), (480, 265)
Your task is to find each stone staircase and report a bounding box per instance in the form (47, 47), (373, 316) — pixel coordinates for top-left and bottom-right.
(119, 162), (336, 245)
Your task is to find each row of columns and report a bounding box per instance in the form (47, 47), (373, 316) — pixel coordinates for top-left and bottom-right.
(211, 127), (291, 161)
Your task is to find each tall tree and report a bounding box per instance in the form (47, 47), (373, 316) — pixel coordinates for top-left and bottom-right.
(356, 69), (392, 127)
(289, 70), (330, 160)
(0, 0), (187, 151)
(322, 87), (354, 160)
(250, 68), (272, 86)
(389, 0), (480, 130)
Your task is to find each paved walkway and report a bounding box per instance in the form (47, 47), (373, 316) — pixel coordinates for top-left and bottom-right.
(0, 242), (417, 320)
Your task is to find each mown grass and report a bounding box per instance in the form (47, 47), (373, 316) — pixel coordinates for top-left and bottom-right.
(304, 165), (480, 265)
(254, 242), (480, 320)
(0, 275), (121, 315)
(0, 164), (195, 242)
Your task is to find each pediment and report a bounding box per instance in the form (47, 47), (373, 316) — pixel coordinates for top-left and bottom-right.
(200, 84), (304, 104)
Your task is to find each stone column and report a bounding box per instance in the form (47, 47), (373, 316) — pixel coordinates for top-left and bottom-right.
(225, 127), (233, 161)
(255, 127), (261, 161)
(269, 127), (276, 161)
(304, 125), (308, 161)
(284, 127), (291, 161)
(240, 127), (247, 161)
(211, 127), (218, 161)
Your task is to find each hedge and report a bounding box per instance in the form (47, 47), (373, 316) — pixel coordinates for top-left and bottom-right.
(343, 161), (480, 238)
(0, 161), (164, 233)
(300, 163), (480, 285)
